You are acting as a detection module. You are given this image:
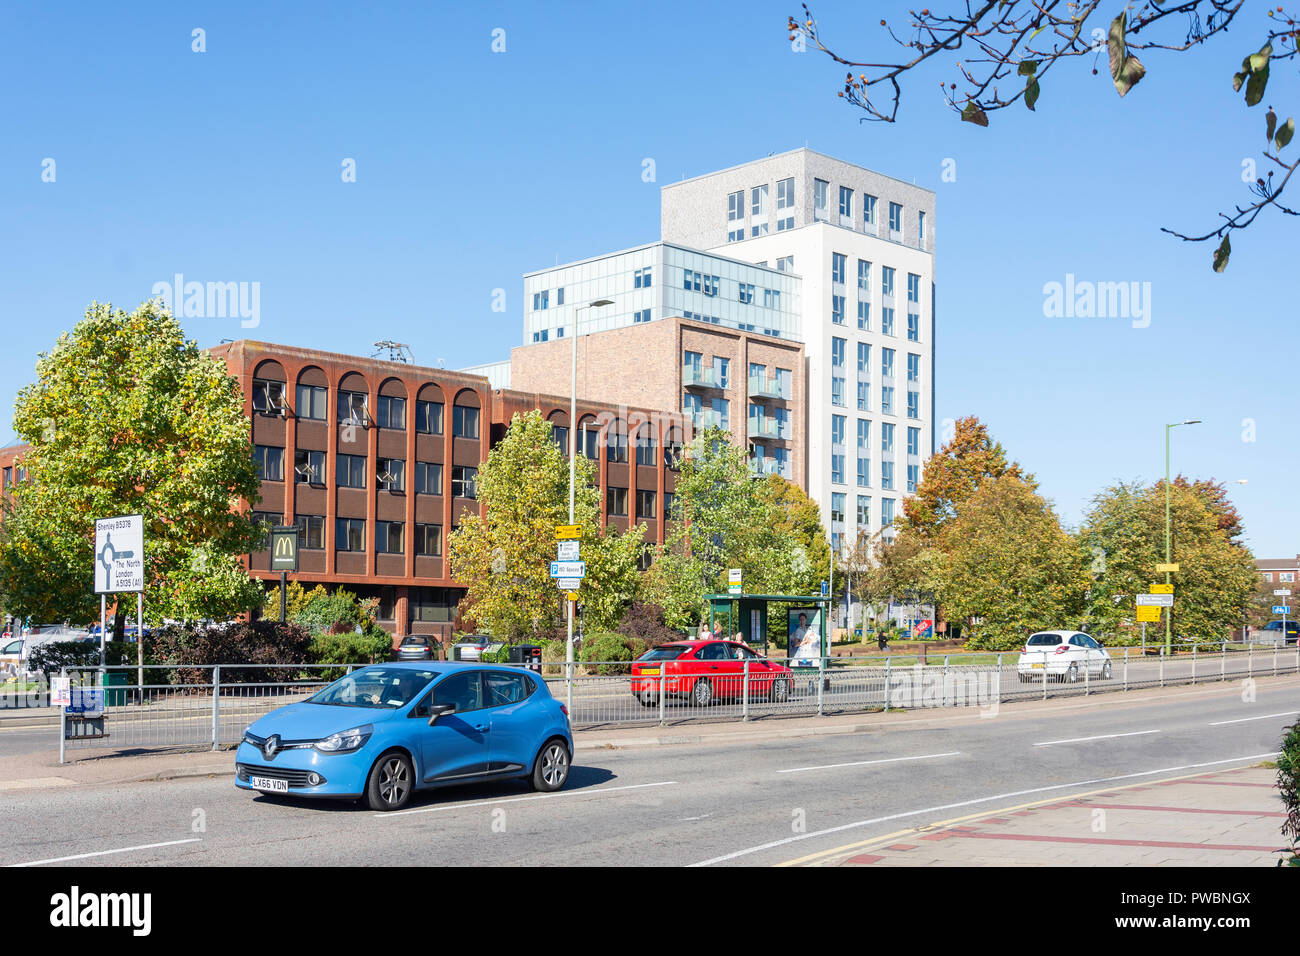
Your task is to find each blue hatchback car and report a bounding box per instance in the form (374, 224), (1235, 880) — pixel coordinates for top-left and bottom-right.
(235, 662), (573, 811)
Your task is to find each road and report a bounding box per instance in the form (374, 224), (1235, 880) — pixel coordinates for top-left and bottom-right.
(2, 678), (1296, 867)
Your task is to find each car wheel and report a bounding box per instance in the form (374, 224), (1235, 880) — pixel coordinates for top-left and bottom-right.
(366, 751), (414, 811)
(1101, 661), (1112, 680)
(636, 692), (656, 707)
(770, 678), (792, 703)
(1018, 673), (1031, 683)
(532, 738), (570, 792)
(691, 678), (713, 707)
(1065, 663), (1079, 683)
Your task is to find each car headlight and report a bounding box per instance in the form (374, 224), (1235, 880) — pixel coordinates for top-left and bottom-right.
(241, 726), (259, 746)
(314, 725), (373, 753)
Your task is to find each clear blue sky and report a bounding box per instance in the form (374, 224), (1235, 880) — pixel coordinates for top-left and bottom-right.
(1, 1), (1294, 557)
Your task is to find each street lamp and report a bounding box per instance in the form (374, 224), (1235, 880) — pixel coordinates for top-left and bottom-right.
(567, 299), (614, 703)
(1164, 419), (1200, 652)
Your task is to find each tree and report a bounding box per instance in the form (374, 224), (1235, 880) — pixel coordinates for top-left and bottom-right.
(935, 474), (1089, 649)
(789, 2), (1300, 269)
(0, 301), (263, 630)
(759, 475), (832, 593)
(446, 410), (644, 640)
(1077, 479), (1257, 640)
(903, 416), (1030, 540)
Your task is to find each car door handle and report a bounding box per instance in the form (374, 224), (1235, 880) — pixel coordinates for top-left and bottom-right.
(475, 724), (489, 732)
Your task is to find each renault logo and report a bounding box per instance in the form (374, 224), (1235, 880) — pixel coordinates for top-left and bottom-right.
(263, 734), (280, 759)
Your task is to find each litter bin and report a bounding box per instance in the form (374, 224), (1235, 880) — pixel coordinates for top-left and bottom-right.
(508, 644), (543, 673)
(103, 670), (130, 706)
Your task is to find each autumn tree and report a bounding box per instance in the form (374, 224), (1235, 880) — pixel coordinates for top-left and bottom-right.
(446, 410), (644, 640)
(936, 474), (1090, 649)
(903, 416), (1029, 540)
(789, 2), (1300, 270)
(0, 302), (264, 631)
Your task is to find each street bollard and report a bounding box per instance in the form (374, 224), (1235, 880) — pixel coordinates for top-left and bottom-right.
(58, 667), (66, 765)
(1248, 642), (1253, 679)
(1159, 648), (1165, 688)
(884, 657), (891, 710)
(1123, 648), (1129, 692)
(212, 665), (221, 751)
(1221, 641), (1226, 682)
(1042, 651), (1048, 701)
(996, 654), (1003, 705)
(1273, 642), (1278, 678)
(1084, 649), (1090, 696)
(1191, 643), (1197, 686)
(944, 656), (950, 707)
(742, 659), (750, 721)
(816, 657), (825, 716)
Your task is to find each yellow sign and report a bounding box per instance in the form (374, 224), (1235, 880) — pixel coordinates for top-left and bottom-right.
(566, 591), (579, 602)
(1136, 605), (1162, 622)
(555, 525), (581, 540)
(1156, 563), (1180, 573)
(1150, 583), (1174, 594)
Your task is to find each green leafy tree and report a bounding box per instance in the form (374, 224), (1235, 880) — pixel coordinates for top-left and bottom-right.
(0, 301), (263, 630)
(447, 410), (644, 639)
(1078, 479), (1257, 641)
(936, 474), (1089, 650)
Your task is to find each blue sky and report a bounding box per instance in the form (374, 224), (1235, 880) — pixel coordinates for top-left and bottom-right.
(1, 1), (1294, 556)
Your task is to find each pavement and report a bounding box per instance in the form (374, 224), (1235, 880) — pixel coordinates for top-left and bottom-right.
(799, 766), (1287, 867)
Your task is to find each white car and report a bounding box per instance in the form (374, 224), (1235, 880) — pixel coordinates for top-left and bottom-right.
(0, 637), (24, 679)
(1017, 630), (1112, 683)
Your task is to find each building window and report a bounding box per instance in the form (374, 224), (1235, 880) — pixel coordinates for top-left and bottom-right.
(813, 179), (829, 220)
(295, 514), (324, 550)
(376, 457), (404, 492)
(415, 523), (443, 557)
(881, 461), (895, 491)
(881, 306), (895, 336)
(918, 210), (927, 243)
(907, 391), (919, 420)
(856, 496), (871, 526)
(337, 453), (366, 489)
(296, 384), (327, 421)
(832, 377), (845, 406)
(635, 432), (657, 467)
(831, 493), (846, 525)
(376, 521), (404, 554)
(832, 337), (846, 369)
(857, 456), (871, 487)
(857, 418), (870, 450)
(636, 489), (656, 519)
(776, 177), (794, 210)
(664, 439), (683, 470)
(881, 498), (896, 527)
(882, 347), (896, 379)
(254, 445), (285, 481)
(831, 252), (846, 284)
(751, 184), (769, 237)
(777, 255), (794, 272)
(831, 454), (845, 485)
(415, 461), (443, 495)
(907, 426), (921, 456)
(881, 266), (895, 298)
(416, 400), (444, 434)
(607, 486), (628, 516)
(881, 386), (895, 415)
(737, 282), (755, 305)
(831, 414), (845, 446)
(907, 352), (921, 383)
(881, 422), (895, 454)
(907, 464), (920, 493)
(336, 517), (365, 552)
(606, 426), (628, 463)
(452, 405), (480, 439)
(376, 395), (406, 430)
(580, 424), (599, 460)
(634, 266), (652, 288)
(908, 311), (920, 342)
(533, 290), (549, 310)
(763, 289), (781, 310)
(633, 308), (652, 323)
(556, 287), (565, 306)
(713, 357), (730, 388)
(857, 381), (869, 411)
(294, 449), (325, 484)
(338, 390), (368, 426)
(838, 186), (853, 221)
(252, 379), (286, 415)
(452, 465), (478, 499)
(863, 194), (877, 228)
(857, 301), (870, 331)
(889, 201), (903, 234)
(251, 511), (277, 548)
(1281, 572), (1296, 583)
(727, 190), (744, 242)
(551, 425), (569, 456)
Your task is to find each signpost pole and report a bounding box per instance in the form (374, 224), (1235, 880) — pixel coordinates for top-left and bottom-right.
(136, 591), (144, 706)
(99, 593), (107, 671)
(280, 571), (288, 623)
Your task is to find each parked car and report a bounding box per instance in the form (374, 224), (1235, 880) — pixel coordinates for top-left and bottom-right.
(235, 662), (573, 811)
(0, 638), (24, 679)
(1017, 630), (1113, 683)
(397, 635), (434, 661)
(629, 640), (794, 707)
(1255, 620), (1300, 646)
(451, 634), (493, 661)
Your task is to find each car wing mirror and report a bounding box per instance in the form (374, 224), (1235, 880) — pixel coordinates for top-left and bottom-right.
(427, 703), (456, 726)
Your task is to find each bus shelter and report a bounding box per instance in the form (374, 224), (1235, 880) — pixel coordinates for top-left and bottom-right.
(704, 592), (831, 663)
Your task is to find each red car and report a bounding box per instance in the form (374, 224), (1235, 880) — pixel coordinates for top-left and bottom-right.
(630, 640), (794, 707)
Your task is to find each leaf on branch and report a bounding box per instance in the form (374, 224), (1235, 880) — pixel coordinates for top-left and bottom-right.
(1245, 63), (1269, 108)
(1277, 117), (1295, 150)
(1108, 14), (1146, 98)
(1267, 108), (1278, 143)
(1213, 234), (1231, 273)
(1239, 44), (1272, 107)
(961, 101), (989, 127)
(1024, 77), (1040, 111)
(1233, 71), (1247, 93)
(1017, 60), (1039, 76)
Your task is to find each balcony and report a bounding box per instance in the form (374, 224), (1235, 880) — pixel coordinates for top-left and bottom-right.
(688, 408), (727, 431)
(748, 375), (788, 400)
(750, 457), (788, 478)
(748, 416), (786, 440)
(682, 365), (721, 389)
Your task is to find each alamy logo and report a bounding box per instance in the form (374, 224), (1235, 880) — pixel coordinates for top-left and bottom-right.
(151, 273), (260, 328)
(1042, 273), (1151, 328)
(49, 886), (151, 937)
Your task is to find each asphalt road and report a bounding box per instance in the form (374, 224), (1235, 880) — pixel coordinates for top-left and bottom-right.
(2, 679), (1296, 867)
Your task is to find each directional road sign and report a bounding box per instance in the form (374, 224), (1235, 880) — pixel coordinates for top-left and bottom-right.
(549, 561), (586, 579)
(1273, 606), (1292, 615)
(1136, 593), (1174, 607)
(94, 514), (145, 593)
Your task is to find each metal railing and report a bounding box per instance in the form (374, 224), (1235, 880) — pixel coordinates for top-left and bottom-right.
(49, 640), (1300, 757)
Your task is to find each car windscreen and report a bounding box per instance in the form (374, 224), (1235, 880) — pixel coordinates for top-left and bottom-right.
(308, 668), (439, 709)
(1026, 634), (1062, 646)
(638, 645), (688, 661)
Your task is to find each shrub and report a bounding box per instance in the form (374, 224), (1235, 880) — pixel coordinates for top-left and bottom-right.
(27, 640), (137, 679)
(617, 602), (680, 650)
(308, 630), (394, 680)
(1279, 721), (1300, 867)
(579, 632), (633, 675)
(291, 587), (368, 635)
(149, 620), (313, 684)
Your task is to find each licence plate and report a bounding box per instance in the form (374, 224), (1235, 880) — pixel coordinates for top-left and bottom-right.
(639, 667), (660, 675)
(249, 775), (289, 793)
(1030, 663), (1044, 669)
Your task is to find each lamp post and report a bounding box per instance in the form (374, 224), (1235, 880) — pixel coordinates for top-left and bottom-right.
(567, 299), (614, 701)
(1164, 419), (1200, 652)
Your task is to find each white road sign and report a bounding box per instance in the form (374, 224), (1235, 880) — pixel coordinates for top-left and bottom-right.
(557, 540), (580, 562)
(1135, 593), (1174, 607)
(1274, 589), (1292, 597)
(549, 561), (586, 579)
(94, 514), (145, 594)
(555, 577), (582, 590)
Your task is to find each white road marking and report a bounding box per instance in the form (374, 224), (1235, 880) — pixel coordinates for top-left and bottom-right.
(689, 752), (1278, 867)
(1033, 729), (1162, 747)
(9, 838), (202, 868)
(1208, 711), (1297, 726)
(375, 780), (678, 818)
(777, 752), (961, 774)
